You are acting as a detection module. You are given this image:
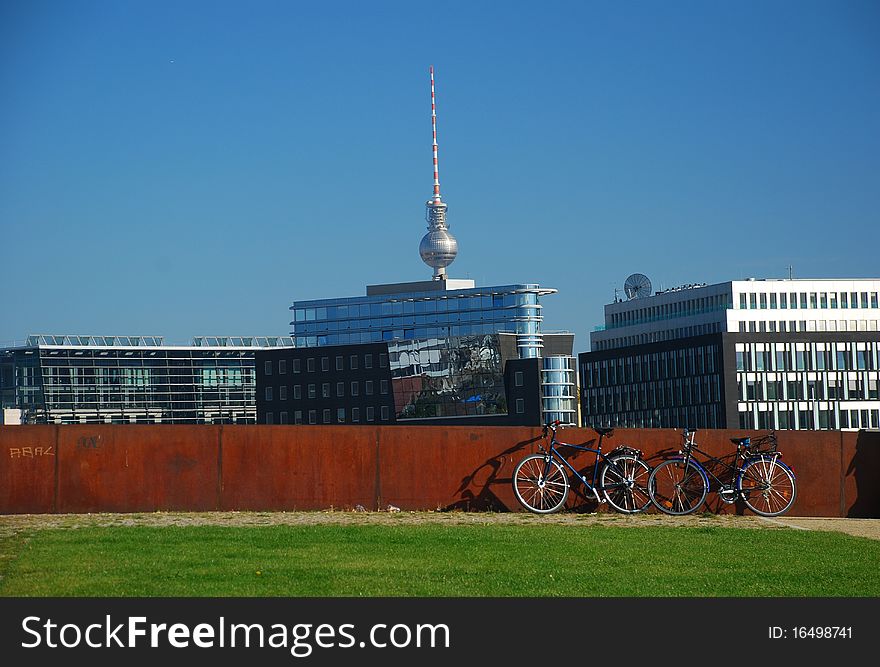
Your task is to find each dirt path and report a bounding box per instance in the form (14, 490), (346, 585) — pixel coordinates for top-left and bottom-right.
(1, 511), (878, 540)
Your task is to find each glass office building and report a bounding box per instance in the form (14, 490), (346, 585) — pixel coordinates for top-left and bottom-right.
(0, 334), (293, 424)
(291, 279), (557, 360)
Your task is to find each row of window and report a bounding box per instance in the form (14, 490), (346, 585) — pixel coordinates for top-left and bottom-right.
(582, 345), (720, 387)
(582, 375), (723, 414)
(587, 405), (724, 430)
(265, 405), (391, 425)
(607, 294), (730, 329)
(738, 290), (879, 311)
(737, 373), (879, 402)
(292, 293), (537, 322)
(264, 379), (390, 401)
(597, 323), (722, 351)
(737, 319), (879, 333)
(738, 406), (880, 430)
(736, 342), (879, 372)
(294, 308), (540, 334)
(294, 323), (530, 348)
(265, 353), (388, 376)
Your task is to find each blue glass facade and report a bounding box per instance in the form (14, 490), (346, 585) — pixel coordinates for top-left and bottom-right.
(291, 282), (555, 359)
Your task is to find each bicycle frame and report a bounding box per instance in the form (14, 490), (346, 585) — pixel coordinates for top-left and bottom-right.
(678, 431), (783, 494)
(539, 430), (619, 503)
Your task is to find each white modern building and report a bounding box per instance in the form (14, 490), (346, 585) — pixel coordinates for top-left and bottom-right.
(593, 279), (880, 351)
(582, 278), (880, 430)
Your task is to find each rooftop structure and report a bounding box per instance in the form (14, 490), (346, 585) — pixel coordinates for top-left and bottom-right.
(592, 278), (880, 351)
(0, 335), (292, 424)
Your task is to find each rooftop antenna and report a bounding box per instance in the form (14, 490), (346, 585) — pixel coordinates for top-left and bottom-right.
(419, 65), (458, 280)
(788, 265), (793, 280)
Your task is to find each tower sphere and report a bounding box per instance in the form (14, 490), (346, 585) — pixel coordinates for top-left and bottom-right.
(419, 227), (458, 270)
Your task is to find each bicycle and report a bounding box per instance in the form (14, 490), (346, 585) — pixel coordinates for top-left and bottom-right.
(648, 428), (797, 517)
(512, 421), (652, 514)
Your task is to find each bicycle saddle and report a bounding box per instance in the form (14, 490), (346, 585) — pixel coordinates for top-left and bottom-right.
(594, 426), (614, 436)
(730, 437), (751, 445)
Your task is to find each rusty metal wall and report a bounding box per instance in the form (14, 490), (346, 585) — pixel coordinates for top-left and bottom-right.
(0, 425), (877, 517)
(0, 426), (57, 513)
(219, 425), (379, 511)
(56, 426), (220, 513)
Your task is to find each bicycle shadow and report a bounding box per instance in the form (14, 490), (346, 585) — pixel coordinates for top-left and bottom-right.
(441, 435), (546, 512)
(442, 434), (611, 513)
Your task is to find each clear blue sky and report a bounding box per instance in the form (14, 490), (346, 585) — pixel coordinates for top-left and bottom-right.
(1, 0), (878, 354)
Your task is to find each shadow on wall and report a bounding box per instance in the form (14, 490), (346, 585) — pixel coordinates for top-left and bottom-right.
(445, 433), (643, 514)
(847, 431), (880, 518)
(443, 436), (541, 512)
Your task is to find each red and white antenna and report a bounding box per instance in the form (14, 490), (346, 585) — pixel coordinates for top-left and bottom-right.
(419, 65), (458, 279)
(430, 65), (441, 202)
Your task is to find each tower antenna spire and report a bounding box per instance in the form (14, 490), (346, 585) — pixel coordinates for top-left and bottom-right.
(430, 65), (441, 202)
(419, 65), (458, 280)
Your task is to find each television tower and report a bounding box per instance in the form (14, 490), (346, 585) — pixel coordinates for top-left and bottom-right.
(419, 66), (458, 280)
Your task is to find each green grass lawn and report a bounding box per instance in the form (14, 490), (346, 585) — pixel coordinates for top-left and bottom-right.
(2, 524), (878, 597)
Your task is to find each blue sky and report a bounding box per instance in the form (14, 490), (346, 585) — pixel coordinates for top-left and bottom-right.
(1, 0), (878, 354)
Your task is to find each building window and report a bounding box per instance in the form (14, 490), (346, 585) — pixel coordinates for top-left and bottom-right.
(265, 412), (273, 424)
(337, 382), (345, 397)
(336, 356), (343, 370)
(322, 383), (330, 398)
(293, 359), (301, 373)
(515, 371), (523, 387)
(366, 406), (374, 422)
(279, 411), (288, 424)
(759, 294), (767, 309)
(352, 407), (360, 423)
(264, 360), (272, 376)
(380, 379), (389, 394)
(294, 410), (302, 424)
(841, 293), (848, 308)
(365, 380), (374, 395)
(279, 359), (287, 374)
(322, 409), (331, 424)
(337, 408), (345, 423)
(308, 384), (316, 399)
(810, 293), (817, 309)
(307, 358), (315, 372)
(780, 293), (787, 309)
(350, 355), (359, 370)
(365, 354), (373, 369)
(770, 293), (777, 309)
(740, 294), (747, 309)
(321, 357), (329, 371)
(279, 386), (287, 401)
(351, 382), (359, 396)
(381, 405), (389, 421)
(799, 293), (808, 309)
(516, 398), (525, 414)
(308, 410), (316, 424)
(379, 353), (388, 368)
(749, 293), (757, 309)
(265, 386), (273, 401)
(294, 385), (301, 400)
(830, 293), (838, 309)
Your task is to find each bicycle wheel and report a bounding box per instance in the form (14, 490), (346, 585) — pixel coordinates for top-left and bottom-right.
(648, 459), (708, 516)
(600, 454), (652, 513)
(512, 454), (570, 514)
(737, 455), (797, 517)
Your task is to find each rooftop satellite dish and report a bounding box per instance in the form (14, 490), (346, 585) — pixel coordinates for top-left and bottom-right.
(624, 273), (652, 299)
